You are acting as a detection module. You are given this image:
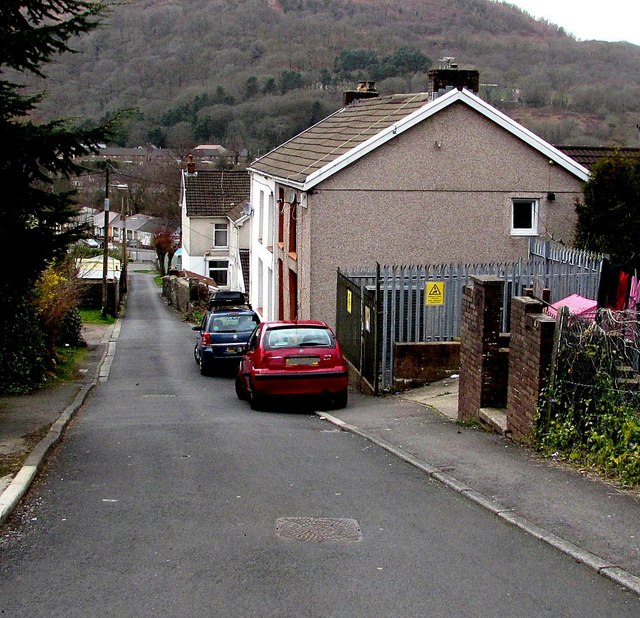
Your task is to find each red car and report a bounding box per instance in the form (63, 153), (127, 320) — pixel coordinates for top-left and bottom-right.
(235, 320), (349, 410)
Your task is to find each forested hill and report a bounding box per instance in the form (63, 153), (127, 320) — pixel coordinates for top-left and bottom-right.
(29, 0), (640, 156)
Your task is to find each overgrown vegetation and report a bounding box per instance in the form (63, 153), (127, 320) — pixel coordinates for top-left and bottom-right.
(575, 153), (640, 273)
(28, 0), (640, 152)
(536, 314), (640, 487)
(0, 1), (112, 395)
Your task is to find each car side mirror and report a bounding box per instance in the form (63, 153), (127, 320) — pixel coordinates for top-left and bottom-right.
(192, 325), (201, 331)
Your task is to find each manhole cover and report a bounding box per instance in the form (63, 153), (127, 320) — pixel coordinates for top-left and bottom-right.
(275, 517), (362, 543)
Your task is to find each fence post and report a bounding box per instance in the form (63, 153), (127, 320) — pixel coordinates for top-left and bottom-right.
(374, 262), (380, 396)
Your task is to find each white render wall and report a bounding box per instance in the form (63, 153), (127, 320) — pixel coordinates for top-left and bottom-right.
(249, 174), (277, 319)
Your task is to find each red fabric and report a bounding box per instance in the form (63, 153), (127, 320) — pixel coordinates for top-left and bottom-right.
(615, 271), (631, 310)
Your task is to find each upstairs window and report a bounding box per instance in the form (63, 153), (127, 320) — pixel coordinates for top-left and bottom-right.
(511, 199), (538, 236)
(278, 188), (285, 244)
(289, 200), (297, 254)
(214, 222), (228, 247)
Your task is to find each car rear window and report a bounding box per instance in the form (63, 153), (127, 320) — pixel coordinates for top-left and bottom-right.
(264, 327), (333, 350)
(207, 313), (258, 333)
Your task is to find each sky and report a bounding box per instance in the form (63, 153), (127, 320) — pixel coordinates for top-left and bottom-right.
(496, 1), (640, 46)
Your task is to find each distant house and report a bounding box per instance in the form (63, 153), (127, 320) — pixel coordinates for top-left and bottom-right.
(89, 145), (177, 165)
(247, 79), (590, 327)
(179, 168), (251, 292)
(75, 256), (121, 315)
(89, 210), (119, 242)
(88, 210), (169, 249)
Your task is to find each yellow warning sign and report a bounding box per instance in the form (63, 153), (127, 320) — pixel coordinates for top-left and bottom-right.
(346, 289), (352, 314)
(425, 282), (445, 305)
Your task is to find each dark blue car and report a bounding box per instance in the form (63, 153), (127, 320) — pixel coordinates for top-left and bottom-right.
(193, 293), (260, 375)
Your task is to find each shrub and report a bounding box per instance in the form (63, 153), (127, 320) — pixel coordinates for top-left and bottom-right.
(0, 296), (47, 394)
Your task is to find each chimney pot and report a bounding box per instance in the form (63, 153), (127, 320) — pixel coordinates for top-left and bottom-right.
(186, 154), (195, 174)
(343, 81), (380, 106)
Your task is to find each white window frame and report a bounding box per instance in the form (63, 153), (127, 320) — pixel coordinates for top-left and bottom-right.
(208, 259), (229, 287)
(511, 198), (539, 236)
(213, 222), (229, 248)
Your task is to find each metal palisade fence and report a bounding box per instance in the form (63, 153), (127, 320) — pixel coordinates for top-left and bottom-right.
(337, 241), (605, 393)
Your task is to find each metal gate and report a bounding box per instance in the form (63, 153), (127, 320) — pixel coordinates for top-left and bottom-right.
(337, 241), (604, 393)
(336, 267), (380, 394)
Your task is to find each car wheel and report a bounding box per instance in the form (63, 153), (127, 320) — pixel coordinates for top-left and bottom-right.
(249, 380), (264, 411)
(235, 375), (247, 400)
(193, 344), (200, 365)
(333, 389), (348, 409)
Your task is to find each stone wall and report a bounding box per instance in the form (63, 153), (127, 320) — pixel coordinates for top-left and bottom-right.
(393, 342), (460, 391)
(163, 275), (193, 317)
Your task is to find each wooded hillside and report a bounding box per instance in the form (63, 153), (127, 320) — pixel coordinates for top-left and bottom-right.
(26, 0), (640, 156)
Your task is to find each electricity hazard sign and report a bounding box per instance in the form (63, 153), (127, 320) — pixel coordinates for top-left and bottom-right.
(425, 282), (445, 305)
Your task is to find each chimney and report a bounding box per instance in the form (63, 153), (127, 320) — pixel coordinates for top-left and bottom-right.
(428, 58), (479, 99)
(186, 154), (196, 174)
(343, 81), (379, 106)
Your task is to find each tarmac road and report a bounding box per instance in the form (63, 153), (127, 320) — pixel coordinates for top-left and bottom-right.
(1, 267), (640, 616)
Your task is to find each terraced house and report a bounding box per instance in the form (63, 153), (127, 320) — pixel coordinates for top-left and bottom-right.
(179, 168), (251, 292)
(247, 73), (589, 327)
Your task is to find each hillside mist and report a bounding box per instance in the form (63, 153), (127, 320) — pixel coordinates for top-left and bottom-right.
(28, 0), (640, 156)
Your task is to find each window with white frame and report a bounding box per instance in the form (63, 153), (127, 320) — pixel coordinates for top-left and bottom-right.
(267, 192), (274, 246)
(511, 199), (539, 236)
(208, 259), (229, 286)
(214, 222), (228, 247)
(258, 190), (264, 242)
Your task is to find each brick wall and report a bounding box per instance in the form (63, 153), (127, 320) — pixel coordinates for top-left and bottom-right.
(458, 276), (506, 421)
(393, 341), (460, 391)
(507, 296), (556, 441)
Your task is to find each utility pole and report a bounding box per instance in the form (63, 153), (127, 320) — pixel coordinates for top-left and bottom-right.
(101, 161), (111, 318)
(116, 184), (129, 295)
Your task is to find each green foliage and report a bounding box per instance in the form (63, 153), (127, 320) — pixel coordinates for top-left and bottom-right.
(57, 308), (87, 347)
(0, 1), (112, 393)
(335, 49), (379, 74)
(29, 0), (640, 150)
(536, 323), (640, 486)
(280, 70), (304, 94)
(79, 308), (116, 325)
(0, 295), (47, 394)
(575, 154), (640, 273)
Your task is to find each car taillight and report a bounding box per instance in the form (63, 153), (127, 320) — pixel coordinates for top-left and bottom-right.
(201, 333), (213, 345)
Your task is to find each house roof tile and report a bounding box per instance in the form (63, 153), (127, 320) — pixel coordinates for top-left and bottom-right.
(184, 169), (250, 217)
(250, 93), (432, 185)
(250, 89), (590, 188)
(555, 146), (640, 171)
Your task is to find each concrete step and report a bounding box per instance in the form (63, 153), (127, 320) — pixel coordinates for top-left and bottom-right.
(479, 407), (508, 435)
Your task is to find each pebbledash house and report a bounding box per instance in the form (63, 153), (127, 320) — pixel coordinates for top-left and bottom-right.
(246, 70), (589, 327)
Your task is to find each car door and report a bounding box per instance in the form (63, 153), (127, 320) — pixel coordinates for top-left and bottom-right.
(240, 325), (260, 383)
(194, 312), (210, 358)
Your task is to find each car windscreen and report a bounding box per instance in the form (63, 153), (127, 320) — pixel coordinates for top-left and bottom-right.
(207, 314), (258, 334)
(264, 327), (333, 350)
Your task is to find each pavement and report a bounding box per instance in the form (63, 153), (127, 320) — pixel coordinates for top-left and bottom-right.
(1, 323), (640, 597)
